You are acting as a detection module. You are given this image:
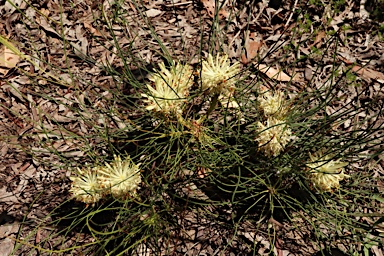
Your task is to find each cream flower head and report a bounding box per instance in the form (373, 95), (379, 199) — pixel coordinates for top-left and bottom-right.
(201, 53), (240, 95)
(97, 155), (142, 199)
(141, 62), (194, 114)
(255, 117), (292, 157)
(258, 90), (288, 117)
(307, 151), (349, 192)
(69, 167), (103, 205)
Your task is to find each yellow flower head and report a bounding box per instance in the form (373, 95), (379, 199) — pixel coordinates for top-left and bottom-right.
(69, 167), (103, 205)
(201, 53), (240, 95)
(306, 151), (349, 192)
(97, 155), (142, 199)
(141, 62), (194, 114)
(255, 117), (292, 157)
(258, 90), (288, 117)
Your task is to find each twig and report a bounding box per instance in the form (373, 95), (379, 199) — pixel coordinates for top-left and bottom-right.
(164, 1), (192, 7)
(285, 0), (298, 27)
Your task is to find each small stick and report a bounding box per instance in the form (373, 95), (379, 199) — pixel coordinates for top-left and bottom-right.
(285, 0), (298, 27)
(164, 1), (192, 7)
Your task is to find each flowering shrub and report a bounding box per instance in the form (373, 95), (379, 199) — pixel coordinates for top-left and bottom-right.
(59, 40), (384, 256)
(70, 53), (354, 209)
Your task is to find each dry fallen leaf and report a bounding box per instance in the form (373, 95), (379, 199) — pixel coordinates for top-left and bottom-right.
(145, 9), (162, 17)
(35, 227), (41, 244)
(351, 65), (384, 84)
(36, 16), (62, 38)
(241, 32), (264, 64)
(0, 222), (20, 256)
(309, 30), (326, 48)
(257, 64), (298, 82)
(0, 40), (20, 76)
(200, 0), (229, 19)
(4, 0), (23, 16)
(371, 245), (383, 256)
(83, 22), (102, 37)
(197, 166), (211, 179)
(73, 24), (89, 56)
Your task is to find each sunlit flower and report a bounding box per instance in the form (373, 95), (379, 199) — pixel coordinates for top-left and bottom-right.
(201, 53), (240, 95)
(97, 155), (142, 199)
(307, 151), (349, 192)
(141, 62), (194, 114)
(255, 117), (292, 157)
(258, 90), (288, 117)
(69, 167), (103, 205)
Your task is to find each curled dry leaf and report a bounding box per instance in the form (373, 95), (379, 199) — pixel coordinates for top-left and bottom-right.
(241, 32), (264, 64)
(200, 0), (229, 19)
(0, 40), (20, 76)
(257, 64), (298, 82)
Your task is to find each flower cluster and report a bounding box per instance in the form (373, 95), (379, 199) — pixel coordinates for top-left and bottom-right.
(201, 54), (240, 107)
(258, 90), (287, 118)
(255, 117), (292, 157)
(141, 54), (240, 114)
(201, 54), (240, 93)
(306, 151), (349, 192)
(141, 62), (193, 115)
(69, 155), (142, 205)
(255, 90), (292, 156)
(97, 155), (142, 199)
(69, 167), (103, 205)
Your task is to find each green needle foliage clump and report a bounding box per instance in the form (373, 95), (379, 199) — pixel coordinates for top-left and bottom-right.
(66, 51), (382, 254)
(6, 0), (383, 255)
